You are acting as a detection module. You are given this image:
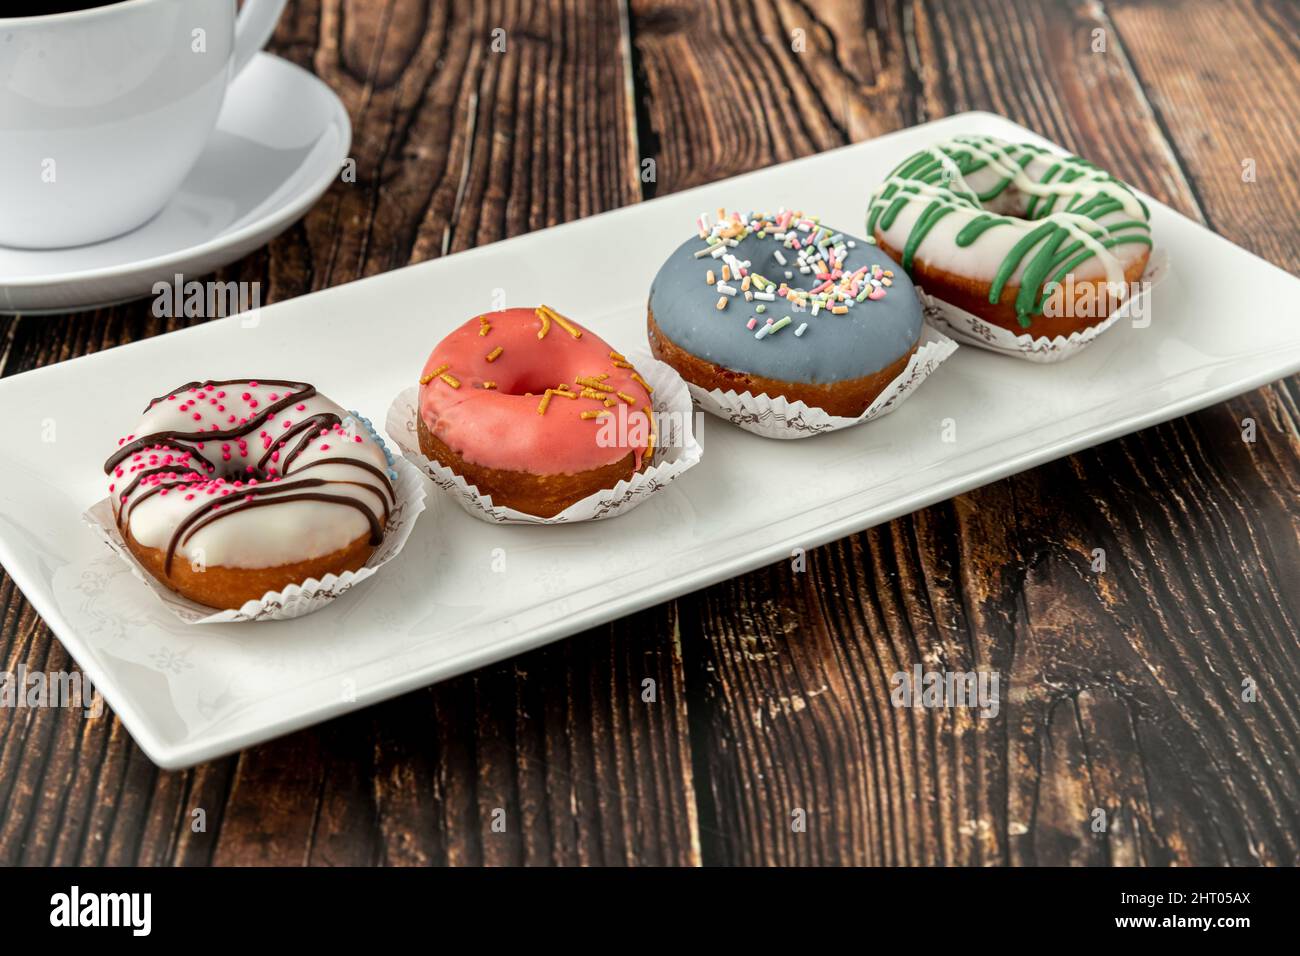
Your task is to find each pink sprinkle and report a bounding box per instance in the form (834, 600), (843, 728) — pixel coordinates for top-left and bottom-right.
(242, 392), (251, 401)
(746, 318), (757, 330)
(320, 444), (330, 451)
(296, 404), (305, 411)
(192, 412), (201, 421)
(354, 435), (363, 443)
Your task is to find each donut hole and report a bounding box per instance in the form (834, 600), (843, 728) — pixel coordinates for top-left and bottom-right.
(492, 360), (591, 398)
(979, 187), (1029, 219)
(495, 371), (562, 397)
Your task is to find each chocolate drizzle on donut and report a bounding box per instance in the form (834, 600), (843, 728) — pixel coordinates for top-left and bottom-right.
(105, 379), (395, 579)
(104, 378), (316, 473)
(164, 479), (386, 575)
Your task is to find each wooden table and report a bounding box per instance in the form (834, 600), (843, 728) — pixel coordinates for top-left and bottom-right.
(1, 0), (1297, 866)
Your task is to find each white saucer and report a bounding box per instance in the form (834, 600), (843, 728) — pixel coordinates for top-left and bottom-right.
(0, 53), (351, 315)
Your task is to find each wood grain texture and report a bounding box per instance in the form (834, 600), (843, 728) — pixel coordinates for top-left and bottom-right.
(633, 0), (1300, 865)
(1, 0), (1297, 867)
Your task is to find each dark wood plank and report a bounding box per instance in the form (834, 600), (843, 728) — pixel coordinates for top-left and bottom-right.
(632, 0), (1300, 865)
(0, 0), (699, 867)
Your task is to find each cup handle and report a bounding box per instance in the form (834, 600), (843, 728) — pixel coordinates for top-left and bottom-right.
(230, 0), (288, 78)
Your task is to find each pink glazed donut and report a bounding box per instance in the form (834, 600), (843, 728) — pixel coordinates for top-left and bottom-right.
(417, 306), (656, 517)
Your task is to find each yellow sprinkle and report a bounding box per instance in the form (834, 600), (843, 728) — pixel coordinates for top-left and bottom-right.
(481, 381), (497, 389)
(479, 324), (491, 336)
(440, 373), (461, 388)
(537, 392), (552, 415)
(706, 270), (715, 285)
(832, 305), (848, 315)
(580, 388), (605, 400)
(616, 391), (637, 405)
(632, 372), (654, 395)
(486, 346), (503, 362)
(643, 405), (656, 461)
(716, 296), (727, 310)
(612, 360), (634, 369)
(580, 410), (611, 420)
(549, 387), (577, 399)
(722, 264), (731, 282)
(604, 398), (617, 407)
(593, 373), (609, 381)
(741, 275), (751, 291)
(609, 351), (626, 362)
(575, 376), (614, 392)
(545, 308), (583, 340)
(556, 382), (572, 391)
(419, 363), (450, 385)
(536, 307), (552, 339)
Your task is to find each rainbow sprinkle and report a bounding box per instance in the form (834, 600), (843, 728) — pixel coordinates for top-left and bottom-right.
(697, 207), (891, 343)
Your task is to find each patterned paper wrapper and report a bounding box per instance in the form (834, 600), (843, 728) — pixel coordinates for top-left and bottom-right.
(919, 248), (1171, 363)
(387, 350), (702, 524)
(82, 442), (427, 625)
(690, 323), (957, 440)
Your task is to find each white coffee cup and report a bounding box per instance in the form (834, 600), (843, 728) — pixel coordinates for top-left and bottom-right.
(0, 0), (287, 249)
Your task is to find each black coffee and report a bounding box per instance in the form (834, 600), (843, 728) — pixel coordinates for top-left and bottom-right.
(4, 1), (130, 17)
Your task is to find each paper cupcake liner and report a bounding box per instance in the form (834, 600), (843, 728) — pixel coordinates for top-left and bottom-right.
(387, 350), (702, 524)
(688, 324), (958, 440)
(919, 247), (1171, 363)
(82, 422), (427, 624)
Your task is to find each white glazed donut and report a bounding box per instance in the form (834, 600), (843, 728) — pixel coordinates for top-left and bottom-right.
(104, 379), (397, 609)
(867, 134), (1153, 335)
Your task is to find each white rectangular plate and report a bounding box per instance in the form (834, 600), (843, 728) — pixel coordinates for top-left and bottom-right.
(3, 112), (1299, 768)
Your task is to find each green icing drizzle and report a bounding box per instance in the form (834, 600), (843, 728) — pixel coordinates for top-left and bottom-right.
(865, 135), (1152, 327)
